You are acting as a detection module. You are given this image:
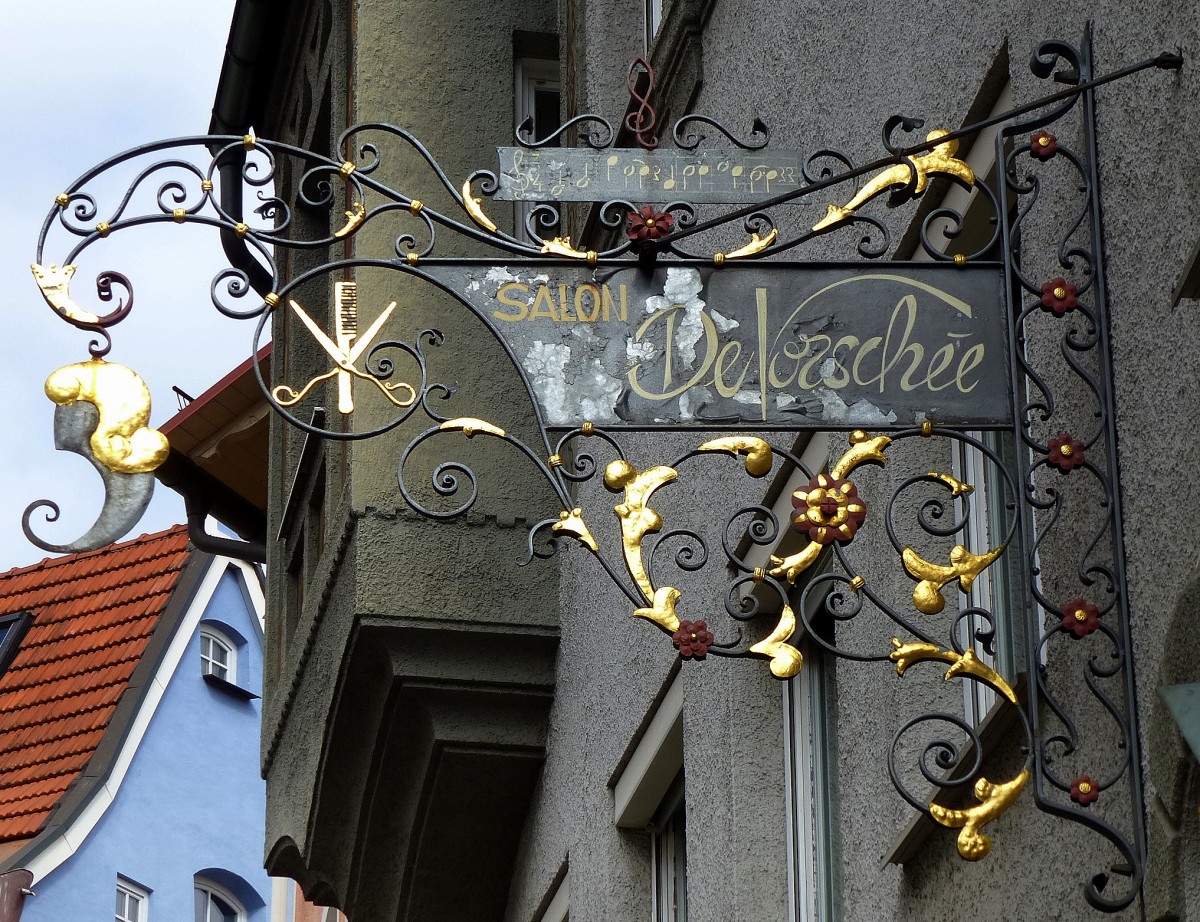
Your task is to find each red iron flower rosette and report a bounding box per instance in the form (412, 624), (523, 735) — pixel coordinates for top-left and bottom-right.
(1031, 130), (1058, 160)
(672, 620), (714, 659)
(1059, 597), (1100, 638)
(1039, 277), (1078, 315)
(1070, 775), (1100, 806)
(792, 473), (867, 545)
(1046, 432), (1086, 472)
(627, 206), (675, 241)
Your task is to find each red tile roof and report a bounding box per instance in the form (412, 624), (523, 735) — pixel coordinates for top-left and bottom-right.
(0, 525), (191, 842)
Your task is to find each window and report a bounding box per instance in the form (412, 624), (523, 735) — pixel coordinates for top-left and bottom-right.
(195, 880), (245, 922)
(650, 776), (687, 922)
(785, 640), (838, 922)
(116, 878), (148, 922)
(610, 672), (685, 921)
(516, 57), (561, 146)
(644, 0), (663, 52)
(514, 56), (561, 239)
(200, 627), (236, 683)
(740, 433), (838, 920)
(0, 611), (32, 677)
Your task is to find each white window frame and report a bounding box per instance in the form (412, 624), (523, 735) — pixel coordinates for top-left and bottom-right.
(195, 879), (246, 922)
(199, 627), (237, 683)
(645, 0), (663, 52)
(649, 778), (686, 922)
(116, 878), (149, 922)
(784, 631), (837, 922)
(739, 434), (837, 921)
(609, 672), (686, 921)
(612, 674), (682, 829)
(513, 56), (561, 240)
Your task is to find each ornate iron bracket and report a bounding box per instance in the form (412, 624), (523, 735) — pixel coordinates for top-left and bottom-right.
(21, 33), (1183, 912)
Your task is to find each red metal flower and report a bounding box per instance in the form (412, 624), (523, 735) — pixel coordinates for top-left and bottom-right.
(1046, 432), (1086, 472)
(1070, 775), (1100, 806)
(1059, 597), (1100, 638)
(791, 474), (867, 545)
(1040, 277), (1078, 315)
(672, 620), (714, 659)
(627, 206), (675, 241)
(1031, 130), (1058, 160)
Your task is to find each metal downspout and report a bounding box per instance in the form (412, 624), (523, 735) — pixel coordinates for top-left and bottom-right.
(210, 0), (276, 297)
(0, 870), (33, 922)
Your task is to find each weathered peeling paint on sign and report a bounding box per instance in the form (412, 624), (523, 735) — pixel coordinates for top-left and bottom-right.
(430, 262), (1009, 430)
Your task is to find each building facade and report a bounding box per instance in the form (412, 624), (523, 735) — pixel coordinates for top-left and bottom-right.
(0, 527), (273, 922)
(201, 1), (1200, 920)
(27, 0), (1200, 920)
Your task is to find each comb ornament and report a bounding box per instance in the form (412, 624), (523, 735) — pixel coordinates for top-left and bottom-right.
(273, 284), (416, 414)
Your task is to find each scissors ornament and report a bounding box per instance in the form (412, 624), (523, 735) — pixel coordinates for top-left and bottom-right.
(273, 281), (416, 414)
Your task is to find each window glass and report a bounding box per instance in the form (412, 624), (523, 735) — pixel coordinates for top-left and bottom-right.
(200, 629), (235, 683)
(651, 777), (687, 922)
(513, 57), (561, 238)
(195, 882), (243, 922)
(645, 0), (663, 51)
(116, 881), (146, 922)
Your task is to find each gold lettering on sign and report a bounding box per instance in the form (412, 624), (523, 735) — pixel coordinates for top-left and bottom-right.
(627, 275), (988, 407)
(493, 281), (628, 323)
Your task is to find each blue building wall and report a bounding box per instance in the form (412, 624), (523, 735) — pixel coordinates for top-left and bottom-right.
(22, 565), (270, 922)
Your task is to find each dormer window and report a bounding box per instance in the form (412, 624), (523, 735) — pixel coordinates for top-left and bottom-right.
(0, 611), (32, 677)
(116, 877), (149, 922)
(194, 879), (245, 922)
(200, 628), (236, 683)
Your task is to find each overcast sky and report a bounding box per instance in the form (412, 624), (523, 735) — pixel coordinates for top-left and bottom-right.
(1, 1), (250, 567)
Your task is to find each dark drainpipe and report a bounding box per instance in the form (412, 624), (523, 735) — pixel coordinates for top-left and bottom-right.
(0, 869), (34, 922)
(162, 0), (279, 561)
(209, 0), (278, 298)
(155, 451), (268, 563)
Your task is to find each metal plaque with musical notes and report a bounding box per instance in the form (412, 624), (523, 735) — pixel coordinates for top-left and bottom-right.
(496, 147), (809, 204)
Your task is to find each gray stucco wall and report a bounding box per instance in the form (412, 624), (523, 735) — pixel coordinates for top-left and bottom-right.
(497, 2), (1200, 921)
(253, 0), (1200, 918)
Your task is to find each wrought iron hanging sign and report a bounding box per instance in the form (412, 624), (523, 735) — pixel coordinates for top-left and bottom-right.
(422, 262), (1010, 427)
(21, 31), (1182, 913)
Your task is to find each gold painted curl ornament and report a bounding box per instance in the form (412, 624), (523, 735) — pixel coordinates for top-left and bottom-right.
(890, 639), (1030, 860)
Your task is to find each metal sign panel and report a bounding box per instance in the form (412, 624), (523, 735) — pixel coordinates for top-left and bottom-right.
(496, 147), (810, 203)
(434, 262), (1009, 429)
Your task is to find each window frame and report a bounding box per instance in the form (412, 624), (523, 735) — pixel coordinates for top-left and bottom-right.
(644, 0), (663, 52)
(649, 774), (687, 922)
(194, 878), (246, 922)
(0, 611), (32, 677)
(784, 633), (837, 922)
(539, 869), (570, 922)
(116, 877), (149, 922)
(513, 55), (561, 240)
(199, 626), (237, 684)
